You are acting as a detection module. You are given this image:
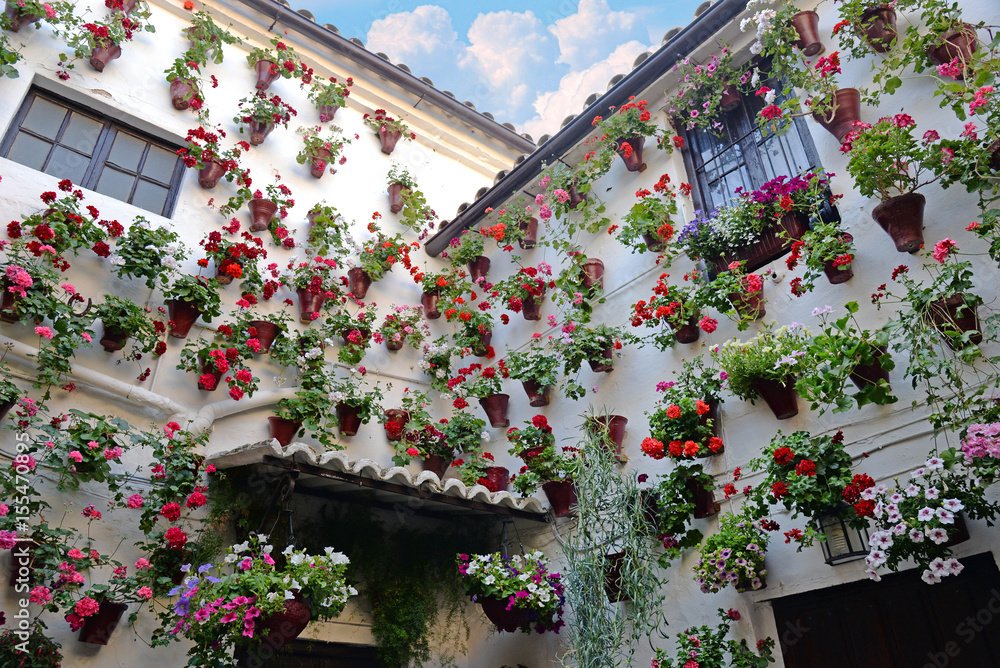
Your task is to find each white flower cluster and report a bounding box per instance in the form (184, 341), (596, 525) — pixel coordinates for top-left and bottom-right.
(741, 0), (778, 55)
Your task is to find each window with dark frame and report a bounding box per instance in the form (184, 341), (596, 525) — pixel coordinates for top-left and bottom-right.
(1, 89), (185, 217)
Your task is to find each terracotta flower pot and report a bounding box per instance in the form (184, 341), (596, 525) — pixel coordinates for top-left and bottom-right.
(730, 290), (766, 320)
(317, 104), (339, 122)
(336, 402), (362, 436)
(169, 79), (197, 110)
(522, 293), (543, 321)
(791, 10), (824, 56)
(568, 183), (587, 209)
(812, 88), (861, 142)
(700, 399), (722, 437)
(248, 320), (281, 353)
(254, 59), (279, 90)
(8, 540), (35, 587)
(604, 551), (628, 603)
(248, 198), (278, 233)
(4, 3), (40, 32)
(588, 347), (614, 373)
(871, 192), (925, 253)
(248, 120), (275, 146)
(543, 480), (577, 517)
(751, 377), (799, 419)
(582, 258), (605, 290)
(78, 601), (128, 645)
(479, 596), (533, 633)
(296, 289), (326, 324)
(481, 466), (510, 492)
(615, 136), (646, 172)
(386, 336), (404, 351)
(254, 593), (311, 650)
(468, 256), (491, 283)
(99, 323), (128, 353)
(927, 293), (983, 348)
(473, 330), (492, 357)
(387, 182), (405, 214)
(928, 24), (978, 75)
(1, 286), (21, 323)
(642, 230), (666, 253)
(674, 317), (701, 344)
(588, 415), (628, 456)
(823, 233), (855, 284)
(849, 350), (891, 391)
(268, 416), (300, 447)
(860, 6), (898, 53)
(0, 399), (15, 424)
(382, 409), (409, 441)
(198, 364), (222, 391)
(89, 43), (122, 72)
(378, 126), (402, 154)
(198, 160), (226, 189)
(720, 84), (742, 112)
(347, 267), (372, 299)
(687, 477), (720, 519)
(421, 291), (440, 319)
(518, 217), (539, 249)
(521, 380), (551, 407)
(310, 148), (332, 179)
(215, 259), (242, 285)
(167, 299), (201, 339)
(422, 454), (451, 478)
(479, 393), (510, 428)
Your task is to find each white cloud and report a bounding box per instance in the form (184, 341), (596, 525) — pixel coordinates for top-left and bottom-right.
(365, 5), (461, 69)
(549, 0), (642, 70)
(522, 40), (651, 139)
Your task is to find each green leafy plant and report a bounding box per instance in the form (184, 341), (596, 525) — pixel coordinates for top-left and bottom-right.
(245, 36), (306, 78)
(60, 1), (155, 72)
(439, 409), (487, 454)
(94, 295), (161, 359)
(112, 216), (188, 289)
(505, 337), (560, 389)
(296, 124), (350, 173)
(363, 108), (415, 140)
(713, 324), (811, 402)
(665, 48), (744, 134)
(784, 221), (855, 295)
(305, 202), (353, 259)
(386, 165), (436, 235)
(328, 304), (377, 365)
(164, 274), (223, 323)
(693, 511), (769, 593)
(653, 608), (775, 667)
(307, 75), (353, 121)
(643, 387), (722, 460)
(646, 464), (713, 562)
(843, 115), (944, 200)
(444, 229), (486, 268)
(377, 305), (427, 350)
(618, 173), (680, 254)
(457, 551), (565, 633)
(630, 272), (711, 349)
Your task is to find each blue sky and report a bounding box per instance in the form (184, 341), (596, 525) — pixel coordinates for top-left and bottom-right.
(294, 0), (704, 136)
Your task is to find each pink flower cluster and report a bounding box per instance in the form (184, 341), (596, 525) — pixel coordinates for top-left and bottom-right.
(5, 265), (33, 297)
(961, 423), (1000, 462)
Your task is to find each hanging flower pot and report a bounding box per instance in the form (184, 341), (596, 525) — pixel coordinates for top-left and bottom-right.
(687, 478), (720, 519)
(99, 323), (128, 353)
(336, 402), (362, 436)
(215, 259), (242, 286)
(253, 593), (311, 649)
(167, 299), (202, 338)
(420, 291), (441, 319)
(382, 409), (409, 441)
(479, 596), (533, 632)
(317, 104), (339, 122)
(588, 346), (614, 373)
(309, 148), (332, 179)
(871, 192), (925, 253)
(347, 267), (372, 299)
(674, 317), (701, 344)
(518, 217), (539, 249)
(1, 284), (21, 323)
(604, 551), (628, 603)
(849, 349), (891, 391)
(615, 136), (646, 172)
(4, 3), (40, 32)
(378, 126), (402, 155)
(927, 293), (983, 348)
(568, 183), (587, 209)
(812, 88), (861, 142)
(700, 399), (722, 438)
(927, 24), (978, 75)
(588, 415), (628, 455)
(522, 294), (543, 321)
(422, 454), (451, 478)
(295, 289), (326, 324)
(198, 364), (223, 391)
(473, 330), (492, 357)
(735, 573), (767, 594)
(267, 416), (300, 447)
(642, 231), (666, 253)
(7, 540), (35, 587)
(0, 399), (15, 423)
(720, 85), (742, 112)
(198, 160), (226, 189)
(89, 42), (122, 72)
(386, 336), (404, 352)
(860, 6), (898, 53)
(751, 377), (799, 419)
(468, 256), (491, 283)
(542, 479), (577, 517)
(521, 380), (551, 407)
(791, 10), (824, 56)
(78, 601), (128, 645)
(944, 513), (971, 547)
(582, 258), (605, 290)
(387, 182), (405, 214)
(823, 233), (855, 284)
(481, 466), (510, 492)
(248, 320), (281, 353)
(254, 59), (279, 90)
(479, 393), (510, 428)
(169, 79), (197, 111)
(248, 120), (275, 146)
(729, 290), (766, 320)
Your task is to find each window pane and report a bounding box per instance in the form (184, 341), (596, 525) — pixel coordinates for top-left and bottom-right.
(107, 131), (144, 171)
(61, 112), (102, 155)
(95, 167), (135, 201)
(8, 133), (51, 170)
(132, 180), (168, 214)
(20, 97), (67, 138)
(44, 146), (89, 183)
(141, 145), (177, 183)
